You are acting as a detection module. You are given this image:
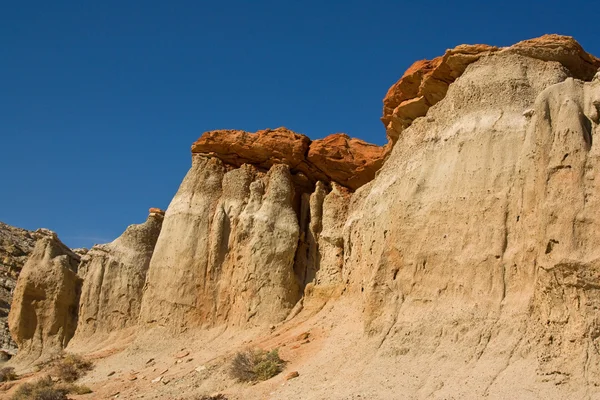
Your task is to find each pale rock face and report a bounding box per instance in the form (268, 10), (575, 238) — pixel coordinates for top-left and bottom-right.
(8, 234), (81, 363)
(314, 183), (351, 287)
(341, 51), (600, 397)
(0, 222), (49, 353)
(139, 156), (301, 329)
(69, 213), (163, 346)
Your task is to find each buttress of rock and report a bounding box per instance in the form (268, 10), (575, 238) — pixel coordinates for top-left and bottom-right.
(0, 223), (54, 354)
(382, 34), (600, 144)
(139, 157), (302, 329)
(8, 233), (81, 364)
(68, 210), (163, 349)
(343, 36), (600, 397)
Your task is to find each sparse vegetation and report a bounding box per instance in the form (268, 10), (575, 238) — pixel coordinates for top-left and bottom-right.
(230, 348), (285, 382)
(52, 353), (93, 382)
(11, 376), (91, 400)
(0, 366), (17, 382)
(191, 395), (228, 400)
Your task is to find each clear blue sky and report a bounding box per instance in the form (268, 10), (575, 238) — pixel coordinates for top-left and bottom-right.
(1, 0), (598, 248)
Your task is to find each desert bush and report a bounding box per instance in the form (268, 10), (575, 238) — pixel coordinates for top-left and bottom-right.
(11, 377), (67, 400)
(53, 353), (93, 382)
(192, 395), (228, 400)
(0, 366), (17, 382)
(11, 376), (92, 400)
(230, 348), (285, 382)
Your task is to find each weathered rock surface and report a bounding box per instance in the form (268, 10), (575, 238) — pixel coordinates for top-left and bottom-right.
(382, 34), (600, 144)
(8, 233), (81, 363)
(5, 33), (600, 400)
(69, 211), (163, 345)
(139, 157), (302, 329)
(192, 128), (385, 190)
(338, 42), (600, 398)
(0, 223), (53, 353)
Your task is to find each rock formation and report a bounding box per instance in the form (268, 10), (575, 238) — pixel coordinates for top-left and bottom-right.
(4, 33), (600, 400)
(69, 210), (163, 346)
(192, 128), (386, 191)
(8, 233), (81, 363)
(0, 223), (54, 353)
(139, 158), (303, 328)
(382, 34), (600, 144)
(339, 38), (600, 398)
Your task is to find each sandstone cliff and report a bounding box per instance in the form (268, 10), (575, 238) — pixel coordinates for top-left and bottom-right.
(4, 33), (600, 400)
(69, 210), (163, 348)
(0, 223), (54, 354)
(336, 37), (600, 398)
(8, 233), (81, 363)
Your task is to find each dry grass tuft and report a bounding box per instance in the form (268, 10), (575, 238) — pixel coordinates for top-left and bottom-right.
(10, 376), (92, 400)
(0, 366), (17, 382)
(230, 348), (285, 382)
(52, 353), (93, 383)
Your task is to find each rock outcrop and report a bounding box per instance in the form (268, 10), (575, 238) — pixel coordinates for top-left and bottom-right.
(5, 32), (600, 400)
(382, 34), (600, 144)
(139, 158), (302, 329)
(8, 234), (81, 363)
(69, 210), (163, 346)
(192, 128), (386, 191)
(339, 38), (600, 398)
(0, 223), (54, 353)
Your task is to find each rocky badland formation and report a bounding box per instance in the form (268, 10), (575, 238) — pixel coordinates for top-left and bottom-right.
(2, 34), (600, 399)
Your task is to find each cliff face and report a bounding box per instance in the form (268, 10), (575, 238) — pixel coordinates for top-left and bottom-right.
(139, 157), (303, 328)
(339, 42), (600, 397)
(69, 211), (163, 347)
(0, 223), (54, 354)
(4, 33), (600, 400)
(8, 234), (81, 363)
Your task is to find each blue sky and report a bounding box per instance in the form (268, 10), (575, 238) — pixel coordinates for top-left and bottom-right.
(1, 0), (598, 248)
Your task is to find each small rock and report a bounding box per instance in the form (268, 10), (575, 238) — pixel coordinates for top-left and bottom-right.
(159, 368), (169, 375)
(285, 371), (299, 380)
(151, 376), (162, 383)
(146, 358), (155, 364)
(107, 371), (116, 377)
(195, 365), (207, 373)
(175, 350), (190, 359)
(296, 332), (310, 341)
(523, 108), (535, 117)
(128, 375), (137, 381)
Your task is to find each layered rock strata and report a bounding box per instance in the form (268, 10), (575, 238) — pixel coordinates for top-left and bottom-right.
(341, 40), (600, 397)
(382, 34), (600, 144)
(5, 32), (600, 399)
(192, 129), (386, 191)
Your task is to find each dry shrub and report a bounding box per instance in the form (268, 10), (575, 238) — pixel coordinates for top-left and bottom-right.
(0, 366), (17, 382)
(230, 348), (285, 382)
(11, 376), (92, 400)
(193, 395), (228, 400)
(53, 353), (93, 382)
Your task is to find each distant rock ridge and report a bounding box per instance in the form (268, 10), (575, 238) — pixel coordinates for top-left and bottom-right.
(382, 34), (600, 144)
(192, 128), (386, 191)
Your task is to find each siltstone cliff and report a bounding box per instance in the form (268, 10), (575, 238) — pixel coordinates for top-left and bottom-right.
(3, 34), (600, 399)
